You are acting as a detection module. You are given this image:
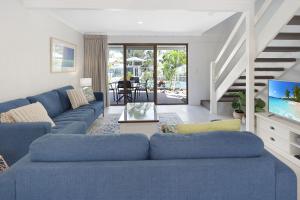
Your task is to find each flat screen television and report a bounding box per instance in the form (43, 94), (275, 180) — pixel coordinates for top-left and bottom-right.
(269, 80), (300, 123)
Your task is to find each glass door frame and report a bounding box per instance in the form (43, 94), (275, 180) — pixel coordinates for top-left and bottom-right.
(109, 43), (189, 105)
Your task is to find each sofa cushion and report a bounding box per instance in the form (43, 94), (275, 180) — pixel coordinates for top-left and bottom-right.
(150, 131), (264, 160)
(51, 121), (86, 134)
(30, 134), (149, 162)
(80, 101), (104, 117)
(53, 108), (95, 126)
(0, 99), (30, 113)
(27, 91), (64, 118)
(55, 86), (74, 112)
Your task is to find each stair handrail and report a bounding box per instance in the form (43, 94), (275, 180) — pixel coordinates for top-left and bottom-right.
(214, 13), (246, 65)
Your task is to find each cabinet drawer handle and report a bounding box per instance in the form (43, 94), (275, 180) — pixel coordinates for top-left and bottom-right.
(270, 137), (275, 142)
(270, 126), (275, 130)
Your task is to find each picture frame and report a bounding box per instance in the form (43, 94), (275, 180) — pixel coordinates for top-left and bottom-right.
(50, 38), (76, 73)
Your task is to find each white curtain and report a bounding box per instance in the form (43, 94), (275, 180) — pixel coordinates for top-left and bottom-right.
(84, 35), (109, 107)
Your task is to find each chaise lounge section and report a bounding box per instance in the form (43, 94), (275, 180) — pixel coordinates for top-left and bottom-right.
(0, 85), (104, 165)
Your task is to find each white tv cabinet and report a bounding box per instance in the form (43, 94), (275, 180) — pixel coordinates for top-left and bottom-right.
(255, 113), (300, 199)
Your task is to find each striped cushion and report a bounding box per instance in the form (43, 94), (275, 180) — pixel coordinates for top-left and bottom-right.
(8, 102), (55, 127)
(67, 89), (89, 109)
(0, 112), (15, 123)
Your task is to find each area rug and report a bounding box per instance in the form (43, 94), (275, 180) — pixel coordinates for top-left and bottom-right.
(88, 113), (183, 135)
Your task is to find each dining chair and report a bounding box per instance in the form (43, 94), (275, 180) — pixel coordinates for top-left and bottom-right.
(116, 81), (134, 104)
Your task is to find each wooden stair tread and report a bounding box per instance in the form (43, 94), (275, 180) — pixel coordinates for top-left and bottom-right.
(263, 47), (300, 52)
(233, 82), (266, 86)
(255, 67), (285, 71)
(288, 16), (300, 25)
(275, 33), (300, 40)
(255, 58), (296, 62)
(239, 75), (274, 79)
(227, 89), (258, 93)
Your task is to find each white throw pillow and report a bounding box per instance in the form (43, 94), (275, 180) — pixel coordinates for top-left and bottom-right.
(83, 87), (96, 102)
(8, 102), (55, 127)
(67, 89), (89, 109)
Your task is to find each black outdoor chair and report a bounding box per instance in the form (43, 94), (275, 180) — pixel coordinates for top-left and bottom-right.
(109, 82), (117, 101)
(137, 79), (149, 101)
(116, 81), (134, 104)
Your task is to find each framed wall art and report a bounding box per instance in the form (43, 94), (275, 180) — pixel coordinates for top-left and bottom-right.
(50, 38), (76, 73)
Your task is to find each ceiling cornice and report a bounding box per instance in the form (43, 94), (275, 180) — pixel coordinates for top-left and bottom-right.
(22, 0), (254, 12)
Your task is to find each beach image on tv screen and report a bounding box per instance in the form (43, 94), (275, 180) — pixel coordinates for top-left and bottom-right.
(269, 80), (300, 122)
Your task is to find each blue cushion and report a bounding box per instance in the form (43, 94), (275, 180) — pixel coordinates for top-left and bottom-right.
(29, 134), (149, 162)
(53, 109), (95, 126)
(55, 86), (74, 112)
(150, 131), (264, 160)
(80, 101), (104, 118)
(51, 121), (87, 134)
(27, 91), (64, 118)
(0, 99), (30, 113)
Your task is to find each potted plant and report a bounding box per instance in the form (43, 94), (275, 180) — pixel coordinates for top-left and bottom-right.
(231, 92), (266, 120)
(255, 98), (266, 112)
(232, 92), (246, 120)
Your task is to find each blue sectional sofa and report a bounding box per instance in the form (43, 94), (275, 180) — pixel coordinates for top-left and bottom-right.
(0, 86), (104, 165)
(0, 131), (296, 200)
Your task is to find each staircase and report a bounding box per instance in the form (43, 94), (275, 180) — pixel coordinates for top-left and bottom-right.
(203, 1), (300, 120)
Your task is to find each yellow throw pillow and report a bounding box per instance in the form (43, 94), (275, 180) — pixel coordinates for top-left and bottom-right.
(176, 119), (241, 134)
(8, 102), (55, 127)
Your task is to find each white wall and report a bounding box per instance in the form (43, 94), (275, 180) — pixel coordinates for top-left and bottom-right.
(0, 0), (84, 102)
(108, 35), (220, 105)
(108, 14), (238, 105)
(280, 62), (300, 82)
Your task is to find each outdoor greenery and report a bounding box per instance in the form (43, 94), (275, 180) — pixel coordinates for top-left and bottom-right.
(232, 92), (266, 113)
(161, 50), (186, 90)
(285, 86), (300, 102)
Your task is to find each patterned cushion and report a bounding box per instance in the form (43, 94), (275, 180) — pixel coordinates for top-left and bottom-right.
(82, 87), (96, 102)
(67, 89), (89, 109)
(0, 112), (15, 123)
(8, 102), (55, 127)
(0, 155), (9, 171)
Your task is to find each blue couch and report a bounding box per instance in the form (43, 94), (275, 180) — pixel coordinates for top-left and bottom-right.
(0, 132), (296, 200)
(0, 86), (104, 165)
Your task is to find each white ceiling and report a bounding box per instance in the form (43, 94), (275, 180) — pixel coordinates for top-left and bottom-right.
(51, 9), (235, 36)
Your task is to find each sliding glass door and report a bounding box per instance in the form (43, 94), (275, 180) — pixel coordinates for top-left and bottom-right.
(108, 44), (188, 105)
(126, 45), (155, 103)
(157, 45), (188, 104)
(108, 45), (124, 105)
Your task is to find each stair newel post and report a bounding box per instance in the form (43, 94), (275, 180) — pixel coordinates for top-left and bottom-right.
(210, 61), (217, 114)
(245, 8), (255, 132)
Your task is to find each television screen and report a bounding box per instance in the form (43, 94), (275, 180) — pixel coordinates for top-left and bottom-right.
(269, 80), (300, 123)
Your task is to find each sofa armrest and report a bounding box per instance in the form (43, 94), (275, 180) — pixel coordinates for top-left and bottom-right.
(0, 122), (52, 166)
(275, 158), (297, 200)
(94, 92), (104, 102)
(0, 170), (15, 200)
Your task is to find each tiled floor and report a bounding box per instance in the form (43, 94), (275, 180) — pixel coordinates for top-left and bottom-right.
(105, 104), (232, 123)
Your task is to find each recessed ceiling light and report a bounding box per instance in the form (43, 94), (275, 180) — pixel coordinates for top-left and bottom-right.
(137, 21), (144, 25)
